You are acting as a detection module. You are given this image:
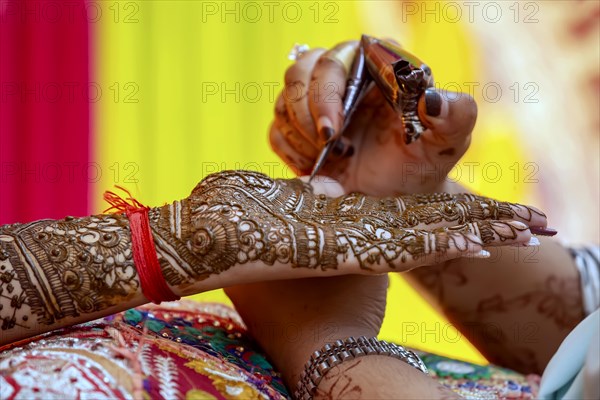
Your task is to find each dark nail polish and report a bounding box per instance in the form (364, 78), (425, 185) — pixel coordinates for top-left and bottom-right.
(530, 226), (558, 237)
(331, 140), (346, 156)
(320, 127), (335, 141)
(331, 139), (354, 158)
(345, 145), (354, 157)
(425, 88), (442, 117)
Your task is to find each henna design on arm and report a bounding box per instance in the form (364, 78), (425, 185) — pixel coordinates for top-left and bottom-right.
(407, 242), (584, 374)
(452, 275), (582, 372)
(314, 359), (364, 400)
(313, 357), (461, 399)
(1, 170), (535, 345)
(0, 214), (140, 337)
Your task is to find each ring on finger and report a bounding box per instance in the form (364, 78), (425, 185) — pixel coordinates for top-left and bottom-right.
(319, 42), (358, 74)
(288, 43), (310, 61)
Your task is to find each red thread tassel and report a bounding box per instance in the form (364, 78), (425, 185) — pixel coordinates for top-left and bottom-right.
(103, 187), (180, 304)
(103, 185), (146, 213)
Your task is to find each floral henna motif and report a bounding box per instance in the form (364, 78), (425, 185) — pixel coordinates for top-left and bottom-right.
(474, 275), (583, 329)
(0, 214), (139, 333)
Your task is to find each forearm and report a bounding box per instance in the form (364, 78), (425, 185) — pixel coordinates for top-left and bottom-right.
(0, 213), (150, 346)
(404, 236), (584, 374)
(0, 200), (255, 346)
(0, 204), (213, 346)
(0, 188), (411, 347)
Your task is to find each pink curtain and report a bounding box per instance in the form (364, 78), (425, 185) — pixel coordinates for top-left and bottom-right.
(1, 0), (91, 224)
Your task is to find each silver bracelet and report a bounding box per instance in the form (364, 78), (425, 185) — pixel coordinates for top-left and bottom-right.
(293, 336), (428, 400)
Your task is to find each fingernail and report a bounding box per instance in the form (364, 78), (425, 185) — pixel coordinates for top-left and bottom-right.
(471, 249), (491, 259)
(320, 126), (335, 141)
(331, 139), (354, 157)
(345, 144), (354, 157)
(510, 236), (541, 247)
(331, 140), (344, 156)
(530, 226), (558, 236)
(425, 88), (443, 117)
(317, 116), (335, 141)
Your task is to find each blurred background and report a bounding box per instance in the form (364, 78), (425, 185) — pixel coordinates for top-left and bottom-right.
(1, 0), (598, 365)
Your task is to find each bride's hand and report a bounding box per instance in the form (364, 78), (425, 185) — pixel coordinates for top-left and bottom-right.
(170, 170), (547, 296)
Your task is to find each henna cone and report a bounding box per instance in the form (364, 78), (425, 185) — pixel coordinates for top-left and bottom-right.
(361, 35), (434, 144)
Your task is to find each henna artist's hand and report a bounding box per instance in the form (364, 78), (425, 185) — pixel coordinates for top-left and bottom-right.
(265, 39), (570, 383)
(270, 40), (477, 196)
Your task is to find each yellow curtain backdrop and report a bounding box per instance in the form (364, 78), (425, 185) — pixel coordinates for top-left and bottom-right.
(94, 1), (530, 365)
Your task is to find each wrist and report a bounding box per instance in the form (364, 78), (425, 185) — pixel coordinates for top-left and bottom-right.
(147, 205), (193, 298)
(293, 336), (429, 400)
(276, 324), (377, 390)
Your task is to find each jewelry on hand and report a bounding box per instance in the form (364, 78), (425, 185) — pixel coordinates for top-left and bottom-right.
(288, 43), (310, 61)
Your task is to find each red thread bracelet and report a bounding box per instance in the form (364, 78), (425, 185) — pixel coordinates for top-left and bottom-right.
(104, 186), (180, 305)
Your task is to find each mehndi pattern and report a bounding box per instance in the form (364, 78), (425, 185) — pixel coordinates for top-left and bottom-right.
(1, 170), (536, 341)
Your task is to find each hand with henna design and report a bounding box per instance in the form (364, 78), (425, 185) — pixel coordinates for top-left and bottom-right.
(271, 40), (477, 195)
(180, 171), (544, 278)
(271, 38), (586, 377)
(0, 170), (545, 347)
(216, 171), (545, 396)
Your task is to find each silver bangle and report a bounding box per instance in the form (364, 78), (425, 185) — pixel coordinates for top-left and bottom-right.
(293, 336), (428, 400)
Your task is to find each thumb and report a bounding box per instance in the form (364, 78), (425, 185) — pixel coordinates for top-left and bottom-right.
(418, 88), (478, 145)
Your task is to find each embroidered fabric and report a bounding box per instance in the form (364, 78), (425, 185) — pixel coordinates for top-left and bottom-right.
(0, 300), (288, 400)
(419, 352), (540, 399)
(0, 299), (546, 400)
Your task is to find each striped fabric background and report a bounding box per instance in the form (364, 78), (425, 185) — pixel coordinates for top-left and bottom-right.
(6, 0), (584, 365)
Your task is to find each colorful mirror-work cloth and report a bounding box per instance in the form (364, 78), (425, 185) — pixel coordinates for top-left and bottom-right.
(419, 353), (539, 399)
(0, 301), (288, 400)
(1, 300), (539, 399)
